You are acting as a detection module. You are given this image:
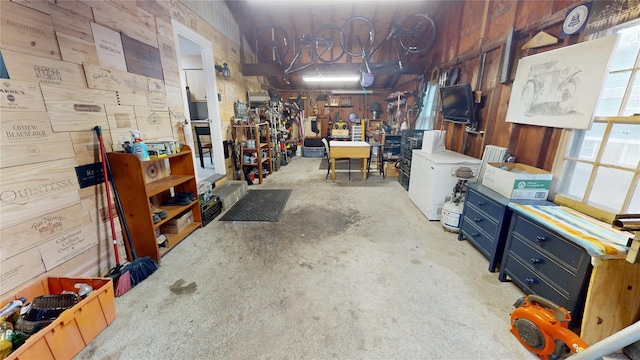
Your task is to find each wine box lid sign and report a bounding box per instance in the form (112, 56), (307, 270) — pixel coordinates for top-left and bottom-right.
(481, 163), (553, 200)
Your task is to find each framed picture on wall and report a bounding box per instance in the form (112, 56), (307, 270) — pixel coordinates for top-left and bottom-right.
(505, 35), (619, 130)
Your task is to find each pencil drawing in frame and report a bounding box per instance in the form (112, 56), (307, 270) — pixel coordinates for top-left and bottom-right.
(506, 35), (618, 130)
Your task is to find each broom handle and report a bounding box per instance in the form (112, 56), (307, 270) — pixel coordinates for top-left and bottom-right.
(100, 137), (140, 261)
(94, 126), (122, 266)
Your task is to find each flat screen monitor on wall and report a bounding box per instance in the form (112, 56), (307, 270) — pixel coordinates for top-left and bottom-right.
(439, 84), (475, 124)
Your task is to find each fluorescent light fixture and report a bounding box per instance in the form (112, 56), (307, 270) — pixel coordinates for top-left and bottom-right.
(331, 90), (374, 95)
(302, 75), (360, 83)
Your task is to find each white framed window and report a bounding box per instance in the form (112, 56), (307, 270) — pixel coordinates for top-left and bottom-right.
(552, 20), (640, 221)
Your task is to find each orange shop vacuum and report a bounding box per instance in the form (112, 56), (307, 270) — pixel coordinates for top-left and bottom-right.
(510, 295), (588, 359)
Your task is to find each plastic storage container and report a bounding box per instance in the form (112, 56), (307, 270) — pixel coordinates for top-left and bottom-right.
(302, 146), (325, 158)
(0, 277), (115, 360)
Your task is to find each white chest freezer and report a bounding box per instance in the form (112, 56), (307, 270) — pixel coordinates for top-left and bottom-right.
(408, 150), (481, 220)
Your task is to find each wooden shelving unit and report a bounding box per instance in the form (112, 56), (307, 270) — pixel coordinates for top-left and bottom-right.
(233, 122), (273, 184)
(106, 145), (202, 263)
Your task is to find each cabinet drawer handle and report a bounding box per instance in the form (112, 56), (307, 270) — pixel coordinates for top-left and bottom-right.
(473, 218), (482, 223)
(530, 258), (541, 265)
(471, 233), (480, 238)
(477, 201), (485, 206)
(525, 278), (535, 285)
(535, 236), (546, 243)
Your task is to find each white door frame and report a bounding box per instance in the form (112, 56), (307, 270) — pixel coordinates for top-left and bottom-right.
(172, 19), (225, 181)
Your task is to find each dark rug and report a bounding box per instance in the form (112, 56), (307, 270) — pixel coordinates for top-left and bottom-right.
(318, 158), (364, 170)
(219, 189), (292, 222)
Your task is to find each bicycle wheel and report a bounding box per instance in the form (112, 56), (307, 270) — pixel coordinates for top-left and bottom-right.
(399, 13), (436, 54)
(340, 16), (375, 57)
(313, 24), (345, 63)
(256, 24), (290, 64)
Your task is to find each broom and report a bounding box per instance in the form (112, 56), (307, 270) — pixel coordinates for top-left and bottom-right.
(97, 127), (159, 286)
(95, 126), (132, 296)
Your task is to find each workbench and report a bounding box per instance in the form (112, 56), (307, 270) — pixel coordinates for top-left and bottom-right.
(329, 140), (370, 182)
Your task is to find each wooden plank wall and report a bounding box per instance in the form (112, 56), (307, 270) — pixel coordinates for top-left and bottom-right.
(0, 0), (268, 296)
(394, 0), (585, 170)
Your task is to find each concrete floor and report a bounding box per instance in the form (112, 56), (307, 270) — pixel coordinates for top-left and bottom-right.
(75, 156), (536, 360)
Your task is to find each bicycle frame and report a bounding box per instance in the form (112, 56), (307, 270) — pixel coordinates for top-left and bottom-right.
(283, 34), (333, 78)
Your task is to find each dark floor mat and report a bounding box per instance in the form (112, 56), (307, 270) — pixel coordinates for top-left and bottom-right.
(219, 189), (292, 222)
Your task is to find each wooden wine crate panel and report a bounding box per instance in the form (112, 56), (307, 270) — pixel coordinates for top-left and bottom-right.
(104, 0), (138, 16)
(0, 247), (47, 295)
(50, 110), (109, 132)
(41, 84), (117, 106)
(0, 79), (46, 112)
(13, 0), (94, 22)
(78, 186), (122, 230)
(148, 77), (166, 94)
(162, 69), (181, 88)
(1, 1), (61, 60)
(169, 0), (188, 25)
(116, 91), (149, 107)
(104, 104), (138, 145)
(85, 0), (158, 48)
(133, 106), (173, 140)
(148, 92), (168, 111)
(185, 8), (199, 33)
(56, 32), (100, 65)
(69, 130), (114, 165)
(40, 85), (117, 127)
(1, 49), (87, 88)
(90, 22), (127, 71)
(0, 158), (81, 229)
(165, 85), (183, 108)
(157, 35), (179, 73)
(49, 2), (94, 42)
(168, 107), (186, 141)
(39, 221), (99, 270)
(9, 0), (51, 14)
(155, 15), (173, 39)
(137, 0), (171, 17)
(136, 6), (157, 37)
(121, 33), (163, 80)
(51, 0), (94, 22)
(0, 203), (87, 259)
(83, 62), (148, 93)
(0, 112), (75, 168)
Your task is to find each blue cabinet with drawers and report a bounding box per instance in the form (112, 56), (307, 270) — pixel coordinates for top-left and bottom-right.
(458, 183), (553, 272)
(499, 209), (592, 328)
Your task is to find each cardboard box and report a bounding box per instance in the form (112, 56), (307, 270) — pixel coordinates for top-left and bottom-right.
(160, 210), (194, 234)
(384, 162), (399, 177)
(1, 277), (115, 360)
(481, 163), (552, 200)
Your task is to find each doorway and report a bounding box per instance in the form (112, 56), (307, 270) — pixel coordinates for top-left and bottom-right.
(172, 20), (225, 183)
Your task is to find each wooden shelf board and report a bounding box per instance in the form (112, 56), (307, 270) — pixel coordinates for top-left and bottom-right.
(159, 222), (201, 256)
(146, 175), (195, 197)
(154, 202), (198, 228)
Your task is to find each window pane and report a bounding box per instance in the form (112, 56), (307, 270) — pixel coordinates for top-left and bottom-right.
(601, 123), (640, 166)
(567, 122), (606, 160)
(623, 73), (640, 115)
(588, 167), (634, 212)
(558, 160), (593, 200)
(629, 180), (640, 213)
(609, 26), (640, 71)
(595, 72), (631, 116)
